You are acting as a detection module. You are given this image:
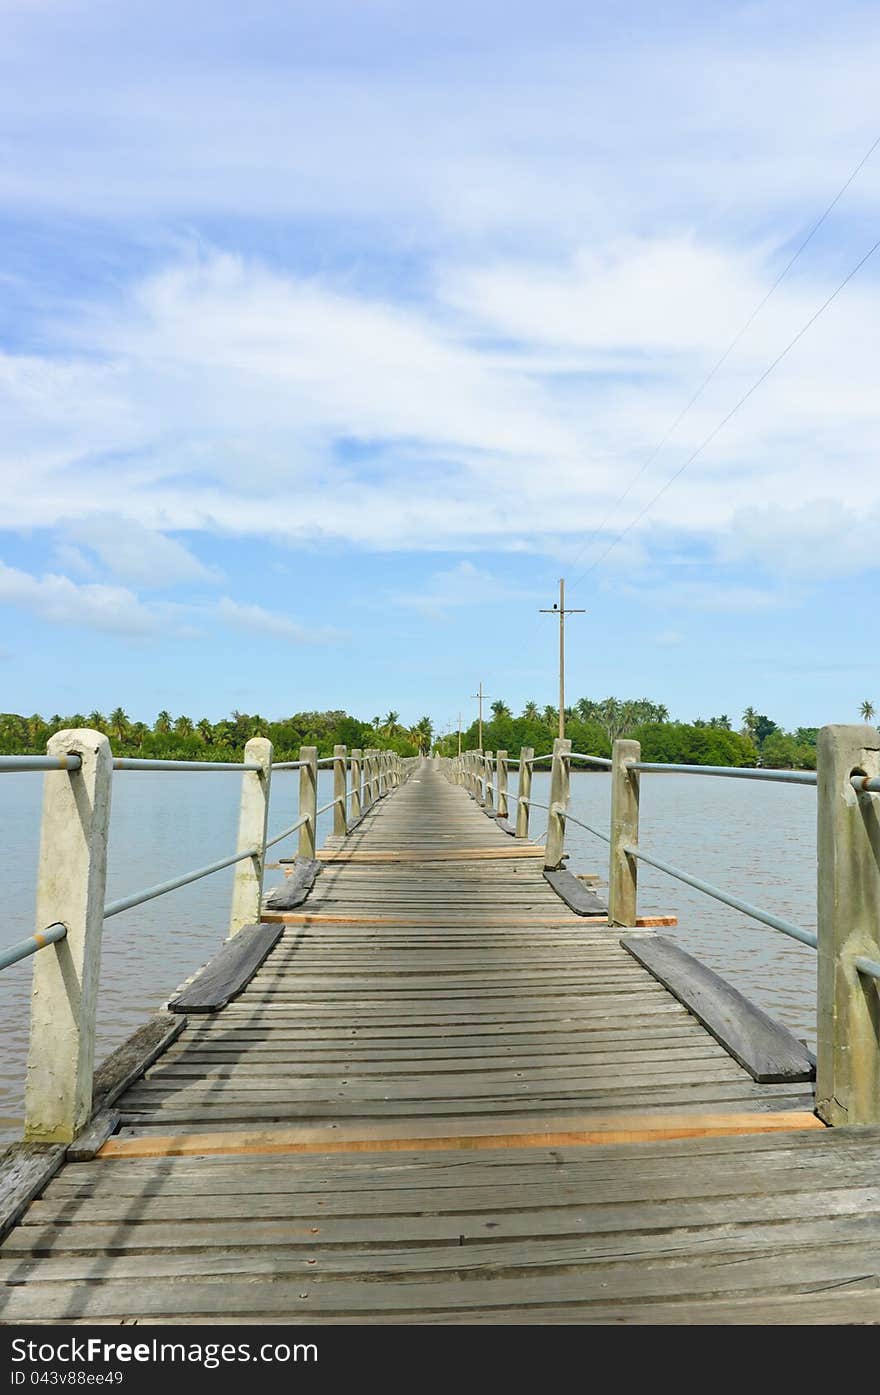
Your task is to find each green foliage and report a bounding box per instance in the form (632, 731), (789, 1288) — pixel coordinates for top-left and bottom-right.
(0, 709), (422, 761)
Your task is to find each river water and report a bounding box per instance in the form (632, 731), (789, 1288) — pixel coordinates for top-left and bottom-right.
(0, 766), (818, 1142)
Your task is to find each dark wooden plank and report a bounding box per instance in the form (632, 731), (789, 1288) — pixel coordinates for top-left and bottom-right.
(93, 1011), (188, 1107)
(168, 924), (284, 1014)
(67, 1110), (120, 1163)
(263, 856), (321, 909)
(620, 934), (816, 1084)
(544, 868), (609, 916)
(0, 1142), (66, 1242)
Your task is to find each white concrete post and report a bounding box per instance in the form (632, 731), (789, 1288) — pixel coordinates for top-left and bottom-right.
(333, 744), (347, 837)
(484, 752), (494, 813)
(24, 729), (113, 1143)
(496, 750), (508, 820)
(229, 736), (273, 937)
(816, 724), (880, 1126)
(544, 737), (571, 870)
(516, 746), (534, 839)
(350, 749), (362, 822)
(609, 738), (640, 927)
(298, 746), (318, 859)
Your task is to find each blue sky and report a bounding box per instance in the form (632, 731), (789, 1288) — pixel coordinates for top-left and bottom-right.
(1, 0), (879, 733)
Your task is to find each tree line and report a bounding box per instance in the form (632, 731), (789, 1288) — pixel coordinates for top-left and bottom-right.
(0, 709), (434, 761)
(433, 696), (838, 770)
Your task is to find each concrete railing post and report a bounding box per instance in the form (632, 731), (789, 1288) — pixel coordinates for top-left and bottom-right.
(24, 729), (113, 1143)
(484, 752), (494, 814)
(609, 738), (640, 927)
(229, 736), (273, 937)
(544, 737), (571, 870)
(298, 745), (318, 859)
(350, 749), (362, 823)
(816, 724), (880, 1126)
(516, 746), (534, 839)
(333, 743), (347, 837)
(496, 751), (508, 820)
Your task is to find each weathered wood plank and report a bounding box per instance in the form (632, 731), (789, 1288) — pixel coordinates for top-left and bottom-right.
(620, 934), (817, 1083)
(544, 868), (609, 916)
(263, 856), (321, 910)
(168, 923), (284, 1013)
(92, 1012), (187, 1107)
(0, 1143), (66, 1243)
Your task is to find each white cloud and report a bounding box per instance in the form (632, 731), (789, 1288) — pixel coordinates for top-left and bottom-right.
(0, 560), (169, 637)
(389, 561), (542, 618)
(215, 597), (344, 644)
(57, 514), (221, 587)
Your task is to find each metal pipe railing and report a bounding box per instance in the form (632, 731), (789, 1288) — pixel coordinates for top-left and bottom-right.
(622, 840), (817, 949)
(628, 760), (816, 786)
(0, 755), (83, 773)
(0, 922), (67, 971)
(265, 813), (310, 850)
(104, 845), (259, 920)
(113, 757), (262, 772)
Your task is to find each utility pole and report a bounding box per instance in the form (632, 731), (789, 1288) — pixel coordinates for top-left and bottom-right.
(540, 578), (585, 741)
(471, 683), (488, 751)
(457, 712), (462, 758)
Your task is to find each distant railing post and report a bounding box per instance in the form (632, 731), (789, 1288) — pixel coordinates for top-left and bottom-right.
(24, 729), (112, 1143)
(816, 724), (880, 1126)
(609, 738), (640, 926)
(484, 751), (494, 813)
(516, 746), (534, 839)
(544, 737), (571, 870)
(229, 736), (273, 937)
(350, 749), (362, 822)
(298, 746), (318, 858)
(333, 743), (347, 837)
(496, 750), (508, 820)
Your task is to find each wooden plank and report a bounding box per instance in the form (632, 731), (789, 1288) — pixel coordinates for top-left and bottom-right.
(67, 1110), (120, 1163)
(545, 867), (609, 916)
(92, 1011), (188, 1107)
(99, 1110), (823, 1160)
(168, 923), (284, 1014)
(316, 847), (546, 862)
(0, 1142), (66, 1242)
(263, 856), (320, 910)
(620, 934), (817, 1083)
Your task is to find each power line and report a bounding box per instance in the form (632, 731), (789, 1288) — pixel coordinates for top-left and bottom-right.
(570, 227), (880, 583)
(561, 129), (880, 584)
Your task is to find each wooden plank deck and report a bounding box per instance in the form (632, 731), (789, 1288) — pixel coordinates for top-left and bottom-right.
(2, 762), (879, 1324)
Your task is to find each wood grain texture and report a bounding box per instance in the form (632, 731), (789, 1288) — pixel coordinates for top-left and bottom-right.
(2, 759), (857, 1327)
(620, 934), (817, 1083)
(168, 924), (284, 1013)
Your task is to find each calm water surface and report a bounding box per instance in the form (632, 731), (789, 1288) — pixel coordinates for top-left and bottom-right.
(0, 767), (818, 1141)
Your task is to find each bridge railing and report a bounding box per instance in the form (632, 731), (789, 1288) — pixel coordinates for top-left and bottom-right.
(0, 731), (417, 1143)
(440, 725), (880, 1127)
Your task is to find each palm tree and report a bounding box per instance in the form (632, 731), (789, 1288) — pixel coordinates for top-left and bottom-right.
(87, 710), (106, 730)
(742, 706), (759, 743)
(490, 699), (511, 720)
(522, 701), (540, 721)
(174, 715), (194, 738)
(196, 718), (214, 745)
(383, 711), (400, 735)
(860, 700), (876, 723)
(109, 707), (129, 743)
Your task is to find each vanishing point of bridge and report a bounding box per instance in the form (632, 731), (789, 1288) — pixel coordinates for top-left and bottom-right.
(1, 731), (880, 1323)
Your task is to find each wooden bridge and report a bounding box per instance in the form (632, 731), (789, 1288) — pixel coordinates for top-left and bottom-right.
(2, 732), (880, 1324)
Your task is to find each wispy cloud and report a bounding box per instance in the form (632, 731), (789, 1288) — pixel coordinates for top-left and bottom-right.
(390, 561), (541, 618)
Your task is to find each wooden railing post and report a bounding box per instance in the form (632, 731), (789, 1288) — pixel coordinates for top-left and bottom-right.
(350, 749), (362, 822)
(544, 737), (571, 870)
(298, 745), (318, 859)
(24, 729), (112, 1143)
(496, 750), (508, 820)
(516, 746), (534, 839)
(484, 752), (494, 813)
(229, 736), (273, 937)
(609, 738), (640, 926)
(333, 743), (347, 837)
(816, 724), (880, 1126)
